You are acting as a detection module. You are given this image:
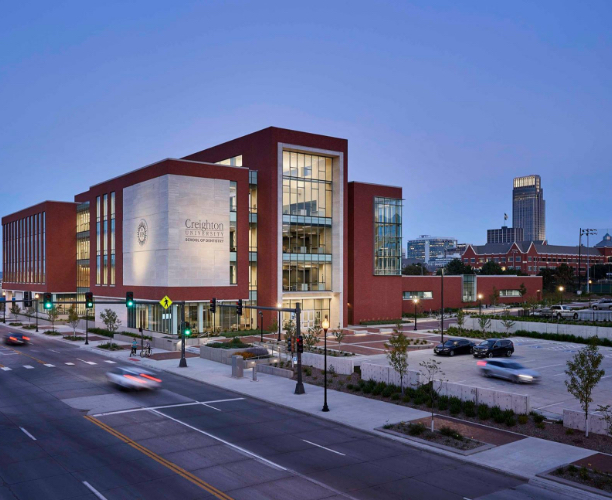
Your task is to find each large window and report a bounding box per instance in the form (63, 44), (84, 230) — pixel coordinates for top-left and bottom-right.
(500, 289), (522, 297)
(403, 291), (433, 300)
(282, 152), (332, 217)
(110, 192), (115, 285)
(374, 197), (402, 275)
(282, 261), (331, 292)
(96, 196), (101, 285)
(462, 275), (476, 302)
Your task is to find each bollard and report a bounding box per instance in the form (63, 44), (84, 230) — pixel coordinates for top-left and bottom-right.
(232, 356), (244, 378)
(252, 362), (258, 382)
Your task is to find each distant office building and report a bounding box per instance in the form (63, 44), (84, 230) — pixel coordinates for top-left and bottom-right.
(487, 226), (524, 244)
(407, 235), (457, 262)
(513, 175), (545, 241)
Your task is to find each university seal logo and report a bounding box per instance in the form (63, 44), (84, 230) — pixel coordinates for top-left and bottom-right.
(137, 219), (148, 246)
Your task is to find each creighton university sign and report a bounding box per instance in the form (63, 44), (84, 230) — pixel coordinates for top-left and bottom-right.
(123, 175), (230, 287)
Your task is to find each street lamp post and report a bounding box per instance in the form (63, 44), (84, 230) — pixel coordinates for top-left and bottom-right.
(413, 298), (419, 331)
(259, 311), (264, 342)
(3, 291), (7, 324)
(34, 294), (39, 333)
(322, 316), (330, 412)
(478, 293), (483, 315)
(277, 303), (282, 341)
(558, 286), (565, 306)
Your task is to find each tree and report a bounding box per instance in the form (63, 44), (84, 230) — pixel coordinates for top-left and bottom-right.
(456, 309), (465, 335)
(419, 359), (445, 431)
(538, 268), (558, 292)
(478, 316), (491, 336)
(67, 306), (80, 340)
(100, 308), (121, 333)
(303, 319), (322, 352)
(518, 282), (527, 300)
(385, 324), (410, 395)
(480, 261), (503, 275)
(10, 303), (21, 320)
(556, 264), (574, 288)
(26, 307), (35, 324)
(402, 263), (430, 276)
(333, 326), (345, 348)
(489, 287), (500, 307)
(565, 337), (605, 437)
(47, 306), (60, 333)
(501, 317), (515, 336)
(440, 259), (474, 276)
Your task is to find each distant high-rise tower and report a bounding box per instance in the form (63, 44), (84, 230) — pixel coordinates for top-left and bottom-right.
(512, 175), (545, 242)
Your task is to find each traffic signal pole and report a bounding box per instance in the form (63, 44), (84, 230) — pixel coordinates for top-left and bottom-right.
(179, 301), (187, 368)
(294, 303), (305, 395)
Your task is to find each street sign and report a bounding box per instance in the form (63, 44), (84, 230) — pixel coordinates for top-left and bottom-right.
(292, 356), (297, 363)
(159, 296), (173, 310)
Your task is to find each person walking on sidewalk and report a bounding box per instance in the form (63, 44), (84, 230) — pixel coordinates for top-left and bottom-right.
(130, 339), (137, 357)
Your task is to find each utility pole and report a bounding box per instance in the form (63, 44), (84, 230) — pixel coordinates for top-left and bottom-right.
(294, 303), (305, 395)
(582, 229), (597, 294)
(440, 268), (444, 343)
(578, 229), (582, 292)
(179, 302), (187, 368)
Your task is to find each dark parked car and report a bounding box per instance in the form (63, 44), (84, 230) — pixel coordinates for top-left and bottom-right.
(4, 333), (30, 346)
(472, 339), (514, 358)
(433, 338), (475, 356)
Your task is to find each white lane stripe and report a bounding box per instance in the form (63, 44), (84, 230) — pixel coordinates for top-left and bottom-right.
(83, 481), (108, 500)
(92, 398), (245, 417)
(77, 358), (97, 365)
(44, 364), (55, 368)
(149, 408), (287, 471)
(23, 365), (34, 369)
(103, 360), (116, 364)
(1, 367), (11, 371)
(201, 403), (222, 412)
(65, 362), (75, 366)
(20, 427), (36, 440)
(50, 350), (60, 353)
(302, 439), (346, 456)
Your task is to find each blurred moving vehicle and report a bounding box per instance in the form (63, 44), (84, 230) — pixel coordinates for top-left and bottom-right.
(592, 299), (612, 311)
(535, 305), (579, 320)
(472, 339), (514, 358)
(477, 359), (540, 383)
(4, 333), (30, 346)
(434, 338), (475, 356)
(106, 367), (162, 390)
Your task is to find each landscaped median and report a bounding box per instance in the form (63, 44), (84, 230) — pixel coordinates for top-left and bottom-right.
(539, 455), (612, 498)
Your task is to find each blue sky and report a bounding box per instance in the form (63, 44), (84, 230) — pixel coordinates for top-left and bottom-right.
(1, 0), (611, 263)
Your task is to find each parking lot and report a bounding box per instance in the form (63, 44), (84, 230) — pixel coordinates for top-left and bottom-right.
(371, 334), (612, 418)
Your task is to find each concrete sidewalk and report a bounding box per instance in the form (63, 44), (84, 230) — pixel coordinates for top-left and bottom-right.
(15, 325), (609, 497)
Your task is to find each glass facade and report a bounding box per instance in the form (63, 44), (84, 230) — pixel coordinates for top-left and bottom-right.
(229, 181), (237, 285)
(406, 236), (457, 262)
(462, 274), (476, 302)
(374, 197), (402, 275)
(282, 151), (333, 292)
(281, 298), (331, 329)
(1, 211), (45, 284)
(76, 201), (91, 315)
(96, 196), (101, 285)
(512, 175), (545, 242)
(403, 291), (433, 300)
(110, 192), (115, 285)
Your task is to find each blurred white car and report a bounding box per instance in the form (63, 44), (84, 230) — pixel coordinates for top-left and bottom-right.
(106, 367), (162, 390)
(477, 359), (540, 383)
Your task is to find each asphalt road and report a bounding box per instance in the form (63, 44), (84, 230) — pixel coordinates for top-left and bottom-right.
(0, 323), (577, 500)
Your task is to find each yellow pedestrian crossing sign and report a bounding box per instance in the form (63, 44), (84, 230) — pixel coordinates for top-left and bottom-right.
(159, 296), (173, 310)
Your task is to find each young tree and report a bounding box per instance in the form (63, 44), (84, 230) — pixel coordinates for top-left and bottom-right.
(333, 326), (345, 348)
(565, 338), (605, 437)
(501, 317), (515, 336)
(489, 287), (500, 307)
(385, 324), (410, 395)
(283, 318), (297, 365)
(419, 359), (445, 431)
(26, 307), (35, 324)
(518, 282), (527, 301)
(456, 309), (465, 335)
(67, 306), (80, 340)
(10, 303), (21, 320)
(478, 316), (491, 336)
(303, 319), (322, 352)
(47, 306), (60, 333)
(100, 308), (121, 333)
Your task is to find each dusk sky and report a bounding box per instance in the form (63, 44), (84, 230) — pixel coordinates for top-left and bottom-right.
(1, 0), (611, 264)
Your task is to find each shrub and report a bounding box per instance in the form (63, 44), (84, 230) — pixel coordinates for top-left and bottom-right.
(8, 322), (22, 326)
(347, 383), (355, 391)
(358, 379), (366, 388)
(382, 386), (395, 398)
(98, 342), (122, 351)
(43, 330), (61, 336)
(532, 413), (545, 424)
(505, 415), (516, 427)
(565, 428), (574, 435)
(439, 426), (463, 441)
(407, 422), (426, 436)
(247, 347), (269, 357)
(372, 382), (387, 396)
(362, 385), (373, 394)
(437, 395), (449, 411)
(491, 406), (504, 423)
(303, 366), (312, 376)
(567, 465), (578, 474)
(233, 351), (256, 359)
(463, 401), (476, 418)
(22, 325), (37, 330)
(517, 414), (529, 425)
(406, 387), (417, 399)
(391, 393), (400, 401)
(579, 467), (590, 481)
(413, 394), (425, 405)
(402, 394), (411, 403)
(536, 422), (545, 429)
(449, 397), (462, 416)
(87, 327), (153, 341)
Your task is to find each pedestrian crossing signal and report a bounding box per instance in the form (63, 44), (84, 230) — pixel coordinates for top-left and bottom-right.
(236, 299), (243, 316)
(85, 292), (94, 309)
(43, 293), (53, 310)
(126, 292), (134, 308)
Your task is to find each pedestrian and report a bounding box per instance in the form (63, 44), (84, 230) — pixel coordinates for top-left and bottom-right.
(131, 339), (137, 356)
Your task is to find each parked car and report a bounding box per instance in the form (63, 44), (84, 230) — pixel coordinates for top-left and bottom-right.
(592, 299), (612, 311)
(533, 305), (579, 320)
(472, 339), (514, 358)
(106, 367), (162, 390)
(433, 338), (475, 356)
(4, 333), (30, 346)
(477, 359), (540, 383)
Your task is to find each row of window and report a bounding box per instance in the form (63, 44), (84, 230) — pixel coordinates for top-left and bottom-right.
(466, 256), (605, 265)
(374, 197), (402, 276)
(96, 193), (115, 286)
(402, 289), (523, 300)
(2, 212), (45, 284)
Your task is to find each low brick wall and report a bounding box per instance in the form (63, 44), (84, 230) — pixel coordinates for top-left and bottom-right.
(465, 317), (612, 339)
(563, 409), (608, 435)
(361, 362), (530, 413)
(301, 352), (354, 375)
(256, 364), (293, 379)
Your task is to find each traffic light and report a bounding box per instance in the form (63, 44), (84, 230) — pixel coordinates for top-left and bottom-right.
(236, 299), (243, 316)
(24, 292), (32, 308)
(85, 292), (94, 309)
(183, 322), (191, 336)
(210, 298), (217, 315)
(43, 293), (53, 310)
(126, 292), (134, 308)
(297, 336), (304, 353)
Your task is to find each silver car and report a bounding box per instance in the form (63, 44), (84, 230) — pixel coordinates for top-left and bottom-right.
(477, 359), (540, 383)
(592, 299), (612, 311)
(106, 366), (162, 390)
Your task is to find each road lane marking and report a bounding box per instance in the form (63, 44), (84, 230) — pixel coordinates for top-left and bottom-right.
(149, 409), (287, 471)
(83, 481), (108, 500)
(302, 439), (346, 456)
(103, 360), (116, 364)
(65, 362), (75, 366)
(50, 349), (60, 353)
(84, 416), (234, 500)
(6, 347), (47, 364)
(77, 359), (97, 365)
(43, 364), (55, 367)
(532, 363), (566, 370)
(202, 403), (222, 411)
(92, 398), (246, 417)
(0, 367), (11, 371)
(20, 427), (36, 440)
(23, 365), (34, 369)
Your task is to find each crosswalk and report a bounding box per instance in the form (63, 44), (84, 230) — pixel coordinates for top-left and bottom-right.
(0, 359), (116, 371)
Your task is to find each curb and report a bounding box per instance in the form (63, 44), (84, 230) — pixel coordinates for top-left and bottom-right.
(535, 466), (612, 499)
